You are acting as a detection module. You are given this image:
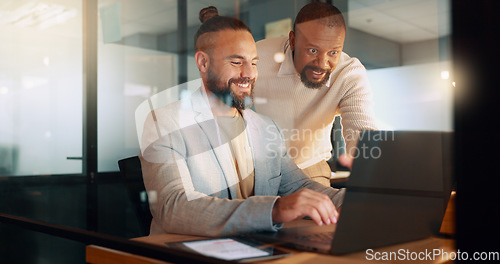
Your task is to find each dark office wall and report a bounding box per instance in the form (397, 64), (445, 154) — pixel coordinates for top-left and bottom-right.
(247, 0), (308, 42)
(0, 180), (87, 263)
(158, 25), (199, 55)
(401, 36), (451, 66)
(0, 175), (143, 263)
(98, 179), (145, 238)
(453, 0), (500, 253)
(0, 223), (86, 264)
(344, 28), (401, 69)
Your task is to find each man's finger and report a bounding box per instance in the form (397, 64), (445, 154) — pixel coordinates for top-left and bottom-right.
(299, 191), (336, 225)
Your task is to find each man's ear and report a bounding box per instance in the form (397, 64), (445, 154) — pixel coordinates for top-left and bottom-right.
(289, 31), (295, 51)
(195, 51), (209, 73)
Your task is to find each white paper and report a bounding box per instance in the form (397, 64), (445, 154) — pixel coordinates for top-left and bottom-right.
(183, 238), (270, 260)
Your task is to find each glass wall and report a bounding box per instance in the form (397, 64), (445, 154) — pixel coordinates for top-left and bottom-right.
(97, 0), (180, 172)
(96, 0), (249, 172)
(346, 0), (452, 131)
(0, 0), (83, 176)
(0, 2), (86, 262)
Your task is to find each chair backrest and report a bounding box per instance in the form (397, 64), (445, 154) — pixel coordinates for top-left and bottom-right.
(118, 156), (152, 236)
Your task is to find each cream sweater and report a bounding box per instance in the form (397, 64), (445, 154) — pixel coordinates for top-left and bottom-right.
(254, 37), (377, 169)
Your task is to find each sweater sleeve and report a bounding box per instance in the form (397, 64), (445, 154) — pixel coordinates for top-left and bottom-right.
(337, 57), (378, 157)
(269, 119), (345, 207)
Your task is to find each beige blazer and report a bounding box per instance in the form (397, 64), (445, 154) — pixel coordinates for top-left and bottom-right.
(140, 88), (343, 237)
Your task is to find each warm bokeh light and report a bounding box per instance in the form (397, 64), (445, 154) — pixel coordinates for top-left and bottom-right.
(273, 52), (285, 63)
(441, 71), (450, 80)
(43, 56), (50, 66)
(0, 86), (8, 94)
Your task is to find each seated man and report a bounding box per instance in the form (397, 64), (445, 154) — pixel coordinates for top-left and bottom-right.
(140, 9), (344, 237)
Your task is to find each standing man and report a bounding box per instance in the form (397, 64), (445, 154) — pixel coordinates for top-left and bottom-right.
(254, 2), (377, 186)
(140, 10), (344, 237)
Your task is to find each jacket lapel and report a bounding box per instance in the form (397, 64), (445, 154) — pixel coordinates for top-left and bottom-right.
(242, 110), (268, 196)
(191, 89), (238, 199)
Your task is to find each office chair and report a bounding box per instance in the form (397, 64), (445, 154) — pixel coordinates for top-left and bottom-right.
(118, 156), (152, 236)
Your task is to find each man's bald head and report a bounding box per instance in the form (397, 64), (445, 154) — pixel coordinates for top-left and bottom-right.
(293, 2), (345, 31)
(289, 2), (346, 89)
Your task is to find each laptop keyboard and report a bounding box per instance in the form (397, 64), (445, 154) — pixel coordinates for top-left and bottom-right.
(298, 232), (334, 243)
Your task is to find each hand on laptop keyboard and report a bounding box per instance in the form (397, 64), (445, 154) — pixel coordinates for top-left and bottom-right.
(272, 189), (339, 226)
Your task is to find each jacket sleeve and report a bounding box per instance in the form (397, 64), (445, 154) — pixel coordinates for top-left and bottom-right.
(140, 112), (280, 237)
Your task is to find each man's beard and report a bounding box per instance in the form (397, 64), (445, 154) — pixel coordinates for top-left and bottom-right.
(300, 65), (332, 89)
(206, 68), (255, 110)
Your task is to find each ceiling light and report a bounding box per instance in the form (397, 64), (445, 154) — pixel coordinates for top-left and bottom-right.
(0, 2), (77, 30)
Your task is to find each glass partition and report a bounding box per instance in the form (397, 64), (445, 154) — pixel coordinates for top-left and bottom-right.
(0, 0), (83, 176)
(346, 0), (452, 131)
(97, 0), (179, 172)
(0, 1), (86, 262)
(97, 0), (251, 172)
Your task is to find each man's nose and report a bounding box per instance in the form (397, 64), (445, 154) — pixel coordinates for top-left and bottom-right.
(241, 62), (257, 79)
(314, 53), (329, 69)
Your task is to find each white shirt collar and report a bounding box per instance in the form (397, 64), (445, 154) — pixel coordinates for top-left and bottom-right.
(277, 44), (297, 77)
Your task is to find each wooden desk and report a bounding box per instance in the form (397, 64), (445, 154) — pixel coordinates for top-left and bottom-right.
(87, 236), (454, 264)
(87, 225), (455, 264)
(87, 193), (456, 264)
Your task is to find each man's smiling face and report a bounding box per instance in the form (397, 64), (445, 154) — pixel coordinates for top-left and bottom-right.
(290, 20), (345, 89)
(205, 29), (259, 109)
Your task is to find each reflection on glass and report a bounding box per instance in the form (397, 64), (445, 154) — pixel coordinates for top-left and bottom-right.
(97, 0), (180, 172)
(0, 0), (82, 176)
(97, 0), (244, 172)
(346, 0), (452, 131)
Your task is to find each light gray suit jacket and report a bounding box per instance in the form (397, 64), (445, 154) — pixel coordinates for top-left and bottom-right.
(140, 88), (344, 237)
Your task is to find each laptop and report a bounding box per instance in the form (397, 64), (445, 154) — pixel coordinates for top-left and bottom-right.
(248, 130), (454, 255)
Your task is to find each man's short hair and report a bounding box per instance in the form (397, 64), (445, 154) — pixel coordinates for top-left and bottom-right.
(293, 2), (345, 31)
(194, 6), (251, 52)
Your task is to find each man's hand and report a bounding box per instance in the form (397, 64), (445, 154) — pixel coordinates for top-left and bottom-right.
(338, 154), (353, 170)
(272, 189), (338, 226)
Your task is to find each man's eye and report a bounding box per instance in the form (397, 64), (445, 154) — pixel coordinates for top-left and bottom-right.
(308, 48), (317, 54)
(328, 51), (339, 56)
(252, 61), (258, 66)
(231, 61), (242, 65)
